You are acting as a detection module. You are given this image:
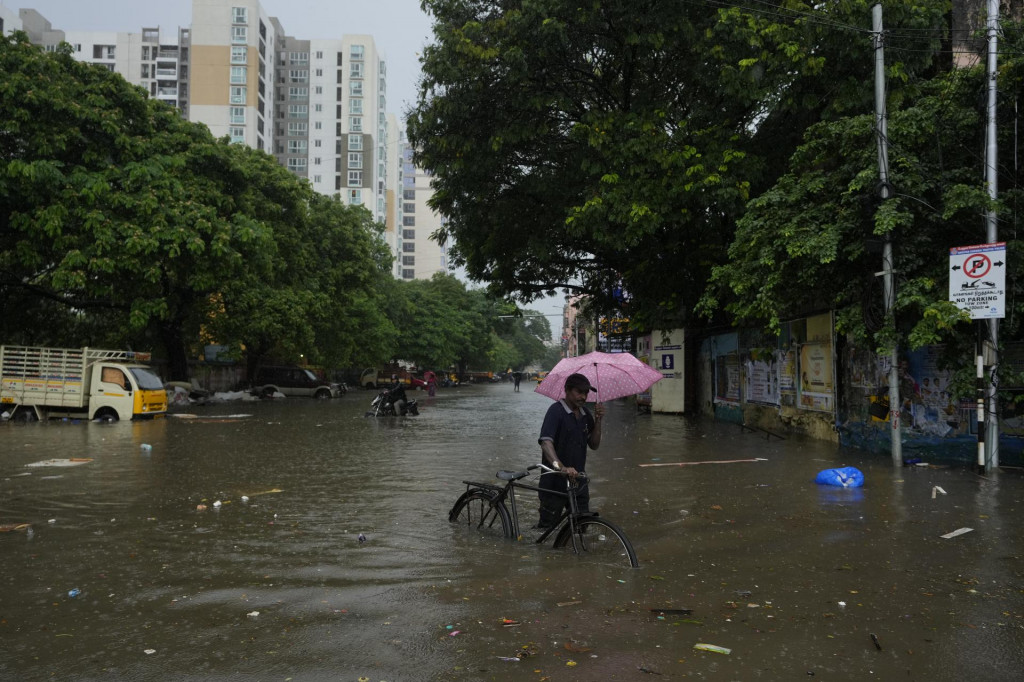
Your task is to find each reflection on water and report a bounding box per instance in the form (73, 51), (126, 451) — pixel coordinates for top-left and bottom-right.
(1, 384), (1022, 681)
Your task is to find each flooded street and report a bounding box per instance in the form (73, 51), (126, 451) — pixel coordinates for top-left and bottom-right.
(1, 383), (1022, 681)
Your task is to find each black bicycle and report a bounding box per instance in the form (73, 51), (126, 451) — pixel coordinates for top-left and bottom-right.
(448, 463), (638, 567)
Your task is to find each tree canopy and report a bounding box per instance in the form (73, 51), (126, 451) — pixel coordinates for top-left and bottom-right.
(0, 34), (395, 379)
(409, 0), (947, 331)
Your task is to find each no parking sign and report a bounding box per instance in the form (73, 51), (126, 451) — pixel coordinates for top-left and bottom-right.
(949, 243), (1006, 319)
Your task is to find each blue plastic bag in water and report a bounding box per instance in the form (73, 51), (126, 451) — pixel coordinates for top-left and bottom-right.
(814, 466), (864, 488)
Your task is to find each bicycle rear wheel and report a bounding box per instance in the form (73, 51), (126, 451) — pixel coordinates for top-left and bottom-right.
(553, 516), (638, 567)
(449, 490), (512, 539)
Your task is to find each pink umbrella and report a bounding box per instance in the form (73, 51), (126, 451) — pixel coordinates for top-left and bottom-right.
(535, 351), (663, 402)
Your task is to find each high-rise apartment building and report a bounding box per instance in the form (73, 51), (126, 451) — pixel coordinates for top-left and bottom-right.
(272, 33), (388, 224)
(190, 0), (277, 152)
(1, 0), (445, 278)
(400, 143), (447, 281)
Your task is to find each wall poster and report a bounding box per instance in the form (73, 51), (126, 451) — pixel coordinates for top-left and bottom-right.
(799, 342), (834, 412)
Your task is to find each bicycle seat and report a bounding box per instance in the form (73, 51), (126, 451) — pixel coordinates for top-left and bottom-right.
(496, 470), (529, 481)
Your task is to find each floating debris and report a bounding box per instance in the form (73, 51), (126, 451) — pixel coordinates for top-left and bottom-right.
(940, 527), (973, 539)
(693, 643), (731, 655)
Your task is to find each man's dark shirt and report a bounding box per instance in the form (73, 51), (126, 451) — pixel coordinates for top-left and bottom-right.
(538, 399), (594, 471)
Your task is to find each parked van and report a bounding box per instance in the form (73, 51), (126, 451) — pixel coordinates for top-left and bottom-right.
(253, 366), (342, 399)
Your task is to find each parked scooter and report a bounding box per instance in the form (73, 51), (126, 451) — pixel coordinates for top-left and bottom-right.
(366, 389), (419, 417)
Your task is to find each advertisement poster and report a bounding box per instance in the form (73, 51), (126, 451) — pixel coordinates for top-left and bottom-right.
(714, 352), (741, 404)
(778, 349), (797, 407)
(799, 342), (834, 412)
(744, 350), (779, 406)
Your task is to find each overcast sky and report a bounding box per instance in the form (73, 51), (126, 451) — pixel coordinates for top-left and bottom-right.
(16, 0), (568, 342)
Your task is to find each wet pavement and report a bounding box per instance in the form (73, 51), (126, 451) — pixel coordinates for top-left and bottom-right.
(1, 382), (1022, 681)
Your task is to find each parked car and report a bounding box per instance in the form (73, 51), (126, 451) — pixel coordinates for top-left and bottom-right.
(252, 366), (343, 399)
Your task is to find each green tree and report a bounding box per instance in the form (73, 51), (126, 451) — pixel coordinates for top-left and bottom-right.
(700, 57), (1019, 361)
(409, 0), (946, 332)
(0, 34), (394, 379)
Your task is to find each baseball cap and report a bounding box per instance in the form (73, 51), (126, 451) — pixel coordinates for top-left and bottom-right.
(564, 373), (596, 393)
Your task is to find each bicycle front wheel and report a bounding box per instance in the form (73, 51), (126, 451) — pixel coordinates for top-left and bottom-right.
(449, 490), (511, 539)
(553, 516), (638, 567)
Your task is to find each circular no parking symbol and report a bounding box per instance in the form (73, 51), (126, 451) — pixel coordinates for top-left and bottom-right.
(964, 254), (991, 279)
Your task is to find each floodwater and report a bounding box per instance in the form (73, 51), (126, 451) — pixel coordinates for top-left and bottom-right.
(1, 383), (1021, 681)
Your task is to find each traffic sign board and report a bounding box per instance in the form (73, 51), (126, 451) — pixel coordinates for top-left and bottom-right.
(949, 243), (1006, 319)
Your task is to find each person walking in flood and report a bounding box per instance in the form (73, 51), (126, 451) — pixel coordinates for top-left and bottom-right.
(512, 369), (522, 392)
(536, 373), (605, 528)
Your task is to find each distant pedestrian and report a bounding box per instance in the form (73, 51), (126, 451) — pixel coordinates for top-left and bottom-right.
(512, 370), (522, 392)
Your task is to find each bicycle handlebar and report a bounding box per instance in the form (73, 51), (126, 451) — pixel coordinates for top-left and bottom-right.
(526, 463), (588, 481)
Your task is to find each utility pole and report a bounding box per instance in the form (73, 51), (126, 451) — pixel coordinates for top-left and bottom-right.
(873, 4), (901, 465)
(983, 0), (1000, 471)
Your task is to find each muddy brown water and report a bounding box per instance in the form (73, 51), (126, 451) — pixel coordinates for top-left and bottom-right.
(1, 383), (1021, 681)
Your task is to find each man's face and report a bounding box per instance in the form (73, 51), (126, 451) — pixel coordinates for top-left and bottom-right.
(566, 386), (590, 409)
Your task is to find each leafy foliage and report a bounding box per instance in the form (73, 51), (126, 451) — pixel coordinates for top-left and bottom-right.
(409, 0), (947, 331)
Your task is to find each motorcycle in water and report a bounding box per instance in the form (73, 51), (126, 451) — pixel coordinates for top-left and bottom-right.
(366, 389), (419, 417)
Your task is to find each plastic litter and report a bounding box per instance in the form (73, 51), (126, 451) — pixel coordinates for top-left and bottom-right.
(940, 527), (973, 539)
(358, 533), (367, 543)
(140, 444), (152, 452)
(932, 486), (947, 499)
(814, 467), (864, 487)
(693, 643), (731, 655)
(144, 649), (156, 655)
(246, 611), (259, 618)
(68, 588), (81, 598)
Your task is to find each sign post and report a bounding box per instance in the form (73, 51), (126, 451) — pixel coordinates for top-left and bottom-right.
(950, 243), (1005, 472)
(949, 243), (1006, 319)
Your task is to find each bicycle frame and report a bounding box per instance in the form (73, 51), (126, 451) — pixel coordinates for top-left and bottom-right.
(459, 463), (590, 555)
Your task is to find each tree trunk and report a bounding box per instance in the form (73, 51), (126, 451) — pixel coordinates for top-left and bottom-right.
(160, 320), (191, 382)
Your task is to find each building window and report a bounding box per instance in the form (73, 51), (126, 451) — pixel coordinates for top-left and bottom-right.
(313, 157), (321, 166)
(287, 122), (307, 135)
(289, 51), (308, 65)
(287, 105), (308, 118)
(232, 6), (248, 24)
(349, 98), (363, 114)
(231, 46), (247, 63)
(350, 62), (363, 78)
(402, 269), (414, 279)
(402, 242), (415, 253)
(402, 256), (416, 266)
(315, 68), (323, 77)
(350, 44), (364, 61)
(314, 139), (322, 147)
(287, 158), (307, 172)
(288, 87), (308, 100)
(230, 66), (247, 84)
(350, 81), (363, 97)
(229, 126), (245, 143)
(232, 26), (247, 44)
(315, 50), (323, 59)
(313, 174), (322, 183)
(403, 203), (415, 214)
(347, 189), (361, 204)
(348, 171), (362, 186)
(289, 70), (308, 83)
(230, 86), (246, 104)
(315, 85), (323, 94)
(349, 117), (362, 132)
(348, 152), (362, 169)
(314, 103), (322, 112)
(288, 140), (307, 153)
(348, 134), (362, 151)
(403, 190), (415, 200)
(402, 229), (415, 240)
(229, 106), (245, 124)
(403, 216), (416, 227)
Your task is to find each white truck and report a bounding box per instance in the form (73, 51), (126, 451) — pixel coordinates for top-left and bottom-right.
(0, 346), (167, 422)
